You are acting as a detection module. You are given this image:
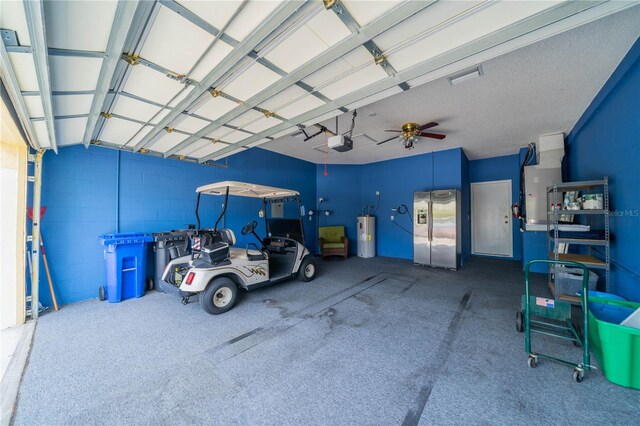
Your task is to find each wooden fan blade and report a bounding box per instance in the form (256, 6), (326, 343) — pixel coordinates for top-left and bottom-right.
(418, 122), (439, 131)
(377, 136), (398, 145)
(384, 129), (402, 132)
(419, 132), (446, 140)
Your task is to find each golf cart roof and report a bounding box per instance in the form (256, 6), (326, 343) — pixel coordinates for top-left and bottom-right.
(196, 181), (299, 198)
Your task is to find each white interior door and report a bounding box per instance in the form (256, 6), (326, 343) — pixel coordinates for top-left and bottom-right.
(472, 180), (513, 257)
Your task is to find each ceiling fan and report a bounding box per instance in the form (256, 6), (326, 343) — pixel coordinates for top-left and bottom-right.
(377, 122), (446, 149)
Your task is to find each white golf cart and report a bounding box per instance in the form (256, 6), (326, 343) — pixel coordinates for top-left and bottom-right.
(162, 181), (317, 314)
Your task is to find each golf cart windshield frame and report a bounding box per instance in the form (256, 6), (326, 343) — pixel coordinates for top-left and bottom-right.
(262, 195), (305, 247)
(193, 181), (305, 247)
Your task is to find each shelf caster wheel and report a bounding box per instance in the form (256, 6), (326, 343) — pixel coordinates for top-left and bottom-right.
(516, 311), (524, 333)
(573, 369), (584, 383)
(527, 356), (537, 369)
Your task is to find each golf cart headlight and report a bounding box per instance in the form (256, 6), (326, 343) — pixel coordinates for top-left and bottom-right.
(185, 272), (195, 285)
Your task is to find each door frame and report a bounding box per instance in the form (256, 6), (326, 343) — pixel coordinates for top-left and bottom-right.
(471, 179), (513, 258)
(1, 100), (28, 328)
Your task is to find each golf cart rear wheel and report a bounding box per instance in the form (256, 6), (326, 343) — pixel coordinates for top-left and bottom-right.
(146, 278), (154, 292)
(298, 256), (317, 282)
(200, 278), (237, 315)
(98, 286), (106, 301)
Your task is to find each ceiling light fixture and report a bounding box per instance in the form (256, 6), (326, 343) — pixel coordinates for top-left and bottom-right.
(323, 0), (337, 10)
(448, 65), (483, 86)
(398, 122), (421, 149)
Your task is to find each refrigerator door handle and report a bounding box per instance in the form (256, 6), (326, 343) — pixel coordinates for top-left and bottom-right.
(428, 200), (433, 242)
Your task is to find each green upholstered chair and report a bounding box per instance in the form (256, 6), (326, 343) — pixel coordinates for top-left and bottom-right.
(318, 226), (348, 259)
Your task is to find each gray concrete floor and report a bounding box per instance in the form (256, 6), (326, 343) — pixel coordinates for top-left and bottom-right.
(1, 322), (35, 426)
(12, 257), (640, 425)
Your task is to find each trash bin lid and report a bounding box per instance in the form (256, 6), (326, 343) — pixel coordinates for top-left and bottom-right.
(99, 233), (153, 245)
(151, 230), (195, 242)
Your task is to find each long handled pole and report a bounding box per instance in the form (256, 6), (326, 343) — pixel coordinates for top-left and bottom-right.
(39, 234), (59, 311)
(30, 151), (43, 319)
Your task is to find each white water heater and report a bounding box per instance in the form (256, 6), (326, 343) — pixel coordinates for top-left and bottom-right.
(357, 216), (376, 258)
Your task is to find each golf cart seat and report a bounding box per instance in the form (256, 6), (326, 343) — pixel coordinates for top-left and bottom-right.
(197, 229), (235, 249)
(229, 247), (266, 262)
(220, 229), (265, 260)
(217, 229), (236, 246)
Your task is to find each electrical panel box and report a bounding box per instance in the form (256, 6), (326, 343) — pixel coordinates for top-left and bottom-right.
(524, 166), (562, 225)
(271, 202), (283, 218)
(328, 135), (353, 152)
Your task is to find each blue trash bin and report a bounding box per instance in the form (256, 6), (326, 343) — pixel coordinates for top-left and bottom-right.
(99, 233), (153, 303)
(588, 291), (635, 324)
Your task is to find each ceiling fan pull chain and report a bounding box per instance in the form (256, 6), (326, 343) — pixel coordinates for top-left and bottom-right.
(324, 132), (329, 177)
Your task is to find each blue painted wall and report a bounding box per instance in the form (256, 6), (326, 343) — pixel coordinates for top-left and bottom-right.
(522, 231), (549, 273)
(315, 164), (363, 254)
(565, 37), (640, 301)
(360, 148), (466, 259)
(460, 151), (471, 264)
(468, 154), (522, 261)
(314, 148), (469, 261)
(37, 145), (317, 306)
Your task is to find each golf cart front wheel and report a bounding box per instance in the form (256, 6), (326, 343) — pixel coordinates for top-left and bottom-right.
(200, 277), (238, 315)
(298, 256), (317, 282)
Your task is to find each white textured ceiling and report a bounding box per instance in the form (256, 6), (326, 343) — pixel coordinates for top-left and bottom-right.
(263, 7), (640, 163)
(1, 0), (639, 164)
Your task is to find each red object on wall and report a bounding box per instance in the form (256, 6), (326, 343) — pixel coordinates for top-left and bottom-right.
(27, 206), (47, 221)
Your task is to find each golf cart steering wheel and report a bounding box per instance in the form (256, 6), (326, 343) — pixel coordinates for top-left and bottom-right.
(242, 220), (258, 236)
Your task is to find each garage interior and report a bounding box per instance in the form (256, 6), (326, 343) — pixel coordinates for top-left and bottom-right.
(1, 1), (639, 424)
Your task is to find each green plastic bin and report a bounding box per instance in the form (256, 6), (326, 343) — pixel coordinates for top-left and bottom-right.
(588, 295), (640, 389)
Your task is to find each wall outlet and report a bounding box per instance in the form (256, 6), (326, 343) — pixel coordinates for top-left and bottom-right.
(375, 191), (380, 196)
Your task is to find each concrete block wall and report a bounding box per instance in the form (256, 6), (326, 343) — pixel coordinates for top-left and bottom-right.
(315, 148), (468, 260)
(37, 145), (316, 306)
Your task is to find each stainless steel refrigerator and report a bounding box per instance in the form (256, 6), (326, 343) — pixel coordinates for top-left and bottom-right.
(414, 190), (461, 270)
